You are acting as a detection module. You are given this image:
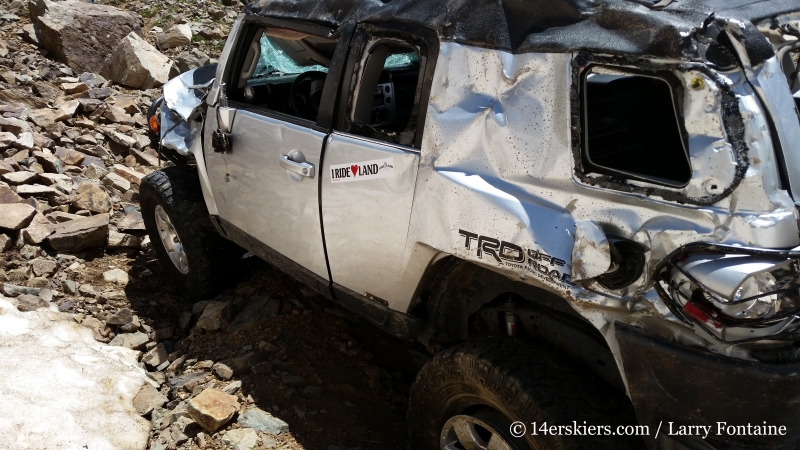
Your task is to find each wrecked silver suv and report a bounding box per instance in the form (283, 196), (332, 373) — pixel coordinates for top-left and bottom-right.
(142, 0), (800, 448)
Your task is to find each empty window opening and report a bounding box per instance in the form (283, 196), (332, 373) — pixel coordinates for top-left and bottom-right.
(349, 42), (421, 146)
(582, 67), (691, 187)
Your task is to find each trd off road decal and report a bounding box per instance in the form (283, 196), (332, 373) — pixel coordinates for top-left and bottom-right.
(458, 229), (573, 286)
(330, 158), (394, 183)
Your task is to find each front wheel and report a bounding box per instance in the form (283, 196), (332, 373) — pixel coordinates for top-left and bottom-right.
(408, 337), (640, 450)
(141, 166), (243, 300)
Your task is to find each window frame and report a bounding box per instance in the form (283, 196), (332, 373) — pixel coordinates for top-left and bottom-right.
(580, 64), (693, 189)
(333, 22), (439, 150)
(223, 16), (351, 131)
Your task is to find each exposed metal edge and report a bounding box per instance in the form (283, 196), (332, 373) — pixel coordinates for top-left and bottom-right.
(217, 218), (333, 300)
(331, 283), (424, 340)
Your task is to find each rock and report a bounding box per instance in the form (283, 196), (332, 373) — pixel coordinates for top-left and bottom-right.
(0, 132), (17, 150)
(143, 343), (168, 368)
(133, 383), (168, 416)
(0, 185), (22, 204)
(61, 82), (89, 95)
(103, 172), (131, 191)
(79, 72), (107, 88)
(16, 185), (58, 197)
(301, 385), (323, 400)
(0, 89), (48, 110)
(230, 296), (280, 330)
(13, 132), (34, 150)
(221, 380), (242, 395)
(168, 371), (206, 390)
(0, 234), (12, 252)
(101, 32), (173, 89)
(198, 27), (225, 40)
(33, 151), (62, 173)
(280, 374), (307, 388)
(103, 268), (129, 284)
(116, 211), (145, 231)
(47, 213), (109, 251)
(221, 428), (257, 450)
(103, 105), (135, 125)
(175, 48), (210, 73)
(1, 284), (41, 297)
(56, 147), (86, 166)
(17, 294), (49, 312)
(78, 284), (98, 298)
(72, 183), (111, 213)
(237, 407), (289, 435)
(196, 301), (229, 331)
(28, 109), (57, 129)
(54, 99), (80, 121)
(113, 164), (144, 185)
(212, 363), (233, 381)
(23, 213), (56, 244)
(157, 24), (192, 50)
(102, 128), (138, 149)
(29, 0), (143, 74)
(109, 331), (149, 350)
(81, 316), (110, 342)
(107, 230), (140, 248)
(106, 308), (133, 326)
(2, 171), (38, 185)
(21, 23), (40, 45)
(0, 203), (36, 230)
(187, 389), (239, 433)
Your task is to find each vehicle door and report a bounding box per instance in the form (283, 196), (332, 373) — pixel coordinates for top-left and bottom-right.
(321, 23), (438, 308)
(204, 18), (349, 288)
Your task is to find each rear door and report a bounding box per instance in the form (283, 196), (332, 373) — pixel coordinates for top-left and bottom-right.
(204, 18), (350, 288)
(321, 23), (438, 308)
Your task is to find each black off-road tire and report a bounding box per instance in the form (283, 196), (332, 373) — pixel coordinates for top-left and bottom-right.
(408, 337), (642, 450)
(140, 165), (243, 301)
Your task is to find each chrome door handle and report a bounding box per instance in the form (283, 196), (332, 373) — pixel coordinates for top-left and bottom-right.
(279, 154), (315, 178)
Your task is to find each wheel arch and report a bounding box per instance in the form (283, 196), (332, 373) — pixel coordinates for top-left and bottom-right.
(410, 255), (626, 391)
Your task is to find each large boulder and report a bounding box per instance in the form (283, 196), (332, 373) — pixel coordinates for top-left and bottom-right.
(0, 204), (36, 230)
(101, 32), (174, 89)
(157, 24), (192, 50)
(28, 0), (143, 74)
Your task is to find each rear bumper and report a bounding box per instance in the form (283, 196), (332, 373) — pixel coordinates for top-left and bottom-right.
(616, 323), (800, 450)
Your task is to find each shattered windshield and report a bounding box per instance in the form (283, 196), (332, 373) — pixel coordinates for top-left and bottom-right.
(253, 36), (327, 78)
(385, 52), (419, 68)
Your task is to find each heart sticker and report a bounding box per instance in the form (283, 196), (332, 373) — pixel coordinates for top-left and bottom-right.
(350, 165), (359, 176)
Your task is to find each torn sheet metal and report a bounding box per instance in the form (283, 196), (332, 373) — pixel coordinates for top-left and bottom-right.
(571, 220), (611, 281)
(392, 41), (800, 360)
(160, 65), (217, 155)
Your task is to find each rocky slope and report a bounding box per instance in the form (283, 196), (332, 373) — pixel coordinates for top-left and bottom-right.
(0, 1), (424, 449)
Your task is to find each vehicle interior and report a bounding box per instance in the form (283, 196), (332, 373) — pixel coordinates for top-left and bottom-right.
(349, 41), (421, 139)
(231, 28), (422, 136)
(231, 27), (338, 121)
(583, 67), (692, 187)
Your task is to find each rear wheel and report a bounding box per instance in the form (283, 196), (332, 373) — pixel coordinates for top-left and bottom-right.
(408, 337), (641, 450)
(141, 166), (243, 300)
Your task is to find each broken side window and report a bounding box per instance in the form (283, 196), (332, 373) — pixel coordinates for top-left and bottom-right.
(582, 66), (692, 187)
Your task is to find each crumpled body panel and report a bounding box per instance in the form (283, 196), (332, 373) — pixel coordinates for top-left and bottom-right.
(405, 42), (800, 357)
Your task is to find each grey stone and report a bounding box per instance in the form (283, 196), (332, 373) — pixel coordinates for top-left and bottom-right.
(157, 24), (192, 50)
(195, 301), (228, 331)
(101, 32), (173, 89)
(31, 258), (58, 277)
(221, 428), (257, 450)
(17, 294), (49, 312)
(167, 371), (206, 390)
(106, 308), (133, 326)
(22, 213), (56, 245)
(47, 213), (109, 251)
(108, 331), (149, 350)
(133, 383), (168, 416)
(175, 48), (210, 73)
(29, 0), (143, 74)
(229, 296), (280, 330)
(212, 363), (233, 381)
(107, 230), (140, 248)
(72, 183), (111, 213)
(0, 203), (36, 230)
(1, 284), (41, 297)
(143, 343), (168, 368)
(237, 407), (289, 435)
